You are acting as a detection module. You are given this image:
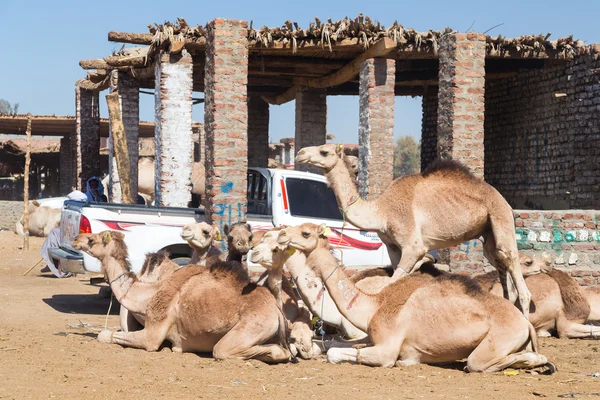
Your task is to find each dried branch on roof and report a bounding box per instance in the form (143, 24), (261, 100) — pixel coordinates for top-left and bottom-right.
(75, 75), (110, 91)
(486, 33), (588, 58)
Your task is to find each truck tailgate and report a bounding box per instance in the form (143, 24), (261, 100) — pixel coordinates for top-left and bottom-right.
(60, 207), (81, 251)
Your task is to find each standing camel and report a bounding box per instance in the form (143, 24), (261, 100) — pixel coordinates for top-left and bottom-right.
(276, 223), (553, 372)
(295, 143), (531, 318)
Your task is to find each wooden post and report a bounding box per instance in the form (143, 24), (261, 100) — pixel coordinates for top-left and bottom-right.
(105, 92), (134, 204)
(22, 113), (32, 251)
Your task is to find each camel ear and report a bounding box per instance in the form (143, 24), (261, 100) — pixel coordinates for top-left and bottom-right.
(318, 224), (331, 237)
(223, 224), (230, 236)
(246, 223), (252, 233)
(335, 143), (345, 158)
(101, 231), (112, 244)
(212, 224), (222, 242)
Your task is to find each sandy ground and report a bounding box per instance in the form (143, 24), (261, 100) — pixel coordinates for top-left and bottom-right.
(1, 230), (600, 400)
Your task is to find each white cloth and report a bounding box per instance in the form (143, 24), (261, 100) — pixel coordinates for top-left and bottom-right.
(40, 227), (71, 278)
(67, 190), (87, 202)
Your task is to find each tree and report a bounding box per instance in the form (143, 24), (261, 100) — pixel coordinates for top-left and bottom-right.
(0, 99), (19, 115)
(393, 135), (421, 179)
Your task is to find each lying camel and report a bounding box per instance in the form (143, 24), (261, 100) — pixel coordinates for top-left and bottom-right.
(250, 229), (316, 359)
(276, 223), (553, 372)
(476, 261), (600, 339)
(15, 200), (61, 237)
(296, 144), (532, 319)
(73, 230), (296, 363)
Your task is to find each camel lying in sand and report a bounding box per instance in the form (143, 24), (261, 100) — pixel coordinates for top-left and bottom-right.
(15, 200), (61, 237)
(72, 230), (296, 363)
(276, 223), (553, 372)
(296, 144), (532, 319)
(476, 260), (600, 339)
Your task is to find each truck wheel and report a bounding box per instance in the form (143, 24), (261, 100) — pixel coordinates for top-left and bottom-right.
(171, 257), (191, 267)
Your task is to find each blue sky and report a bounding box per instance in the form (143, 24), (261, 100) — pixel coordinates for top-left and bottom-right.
(1, 0), (599, 144)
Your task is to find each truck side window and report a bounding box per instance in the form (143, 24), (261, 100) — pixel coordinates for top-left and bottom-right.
(247, 172), (269, 216)
(284, 178), (343, 221)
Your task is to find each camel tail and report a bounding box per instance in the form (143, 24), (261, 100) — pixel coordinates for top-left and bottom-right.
(276, 306), (298, 364)
(527, 321), (539, 353)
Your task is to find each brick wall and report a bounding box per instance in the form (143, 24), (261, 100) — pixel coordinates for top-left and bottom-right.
(485, 54), (600, 210)
(75, 87), (100, 190)
(420, 86), (438, 172)
(59, 137), (73, 194)
(294, 86), (327, 174)
(443, 209), (600, 286)
(247, 96), (269, 168)
(154, 50), (194, 207)
(204, 18), (249, 245)
(437, 33), (486, 177)
(0, 201), (23, 231)
(357, 58), (395, 200)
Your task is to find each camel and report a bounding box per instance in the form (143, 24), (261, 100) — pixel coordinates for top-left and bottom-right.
(249, 229), (317, 359)
(223, 222), (253, 263)
(296, 143), (532, 319)
(476, 260), (600, 339)
(72, 230), (296, 363)
(276, 223), (553, 372)
(180, 222), (223, 265)
(15, 200), (61, 237)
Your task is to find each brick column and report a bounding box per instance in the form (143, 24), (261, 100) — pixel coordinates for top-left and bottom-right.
(247, 96), (269, 168)
(59, 136), (74, 194)
(357, 58), (396, 200)
(421, 86), (439, 172)
(436, 33), (486, 271)
(75, 87), (100, 190)
(107, 71), (140, 203)
(154, 49), (194, 207)
(437, 33), (486, 177)
(294, 86), (327, 174)
(204, 18), (249, 238)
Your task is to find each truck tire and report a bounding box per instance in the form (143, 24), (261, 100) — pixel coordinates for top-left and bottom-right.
(171, 257), (191, 267)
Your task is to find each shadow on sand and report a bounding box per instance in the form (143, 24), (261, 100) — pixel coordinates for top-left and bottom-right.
(42, 293), (120, 315)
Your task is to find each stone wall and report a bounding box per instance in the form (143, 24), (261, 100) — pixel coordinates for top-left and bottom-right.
(485, 54), (600, 210)
(294, 86), (327, 174)
(420, 86), (438, 171)
(0, 201), (22, 231)
(444, 209), (600, 286)
(247, 96), (269, 168)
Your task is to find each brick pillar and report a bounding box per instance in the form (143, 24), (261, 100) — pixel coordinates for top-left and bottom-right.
(154, 49), (194, 207)
(436, 33), (486, 271)
(357, 58), (395, 200)
(437, 33), (486, 177)
(204, 18), (249, 238)
(294, 86), (327, 174)
(59, 136), (74, 194)
(247, 96), (269, 168)
(421, 86), (439, 172)
(75, 87), (100, 190)
(107, 71), (139, 203)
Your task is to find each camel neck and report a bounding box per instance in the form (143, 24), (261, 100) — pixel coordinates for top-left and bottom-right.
(307, 249), (378, 332)
(326, 162), (382, 230)
(103, 257), (154, 315)
(191, 248), (208, 265)
(266, 268), (284, 309)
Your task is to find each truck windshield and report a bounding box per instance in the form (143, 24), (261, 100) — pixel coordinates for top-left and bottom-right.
(285, 178), (343, 221)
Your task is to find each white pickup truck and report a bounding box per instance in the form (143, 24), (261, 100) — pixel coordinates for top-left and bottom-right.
(48, 168), (391, 275)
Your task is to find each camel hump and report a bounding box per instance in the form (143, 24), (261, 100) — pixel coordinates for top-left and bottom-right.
(209, 260), (249, 286)
(472, 271), (500, 292)
(349, 266), (393, 283)
(436, 273), (485, 297)
(147, 265), (207, 322)
(422, 159), (477, 180)
(140, 250), (171, 277)
(548, 269), (591, 321)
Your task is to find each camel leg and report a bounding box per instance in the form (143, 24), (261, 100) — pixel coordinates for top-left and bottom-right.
(119, 307), (142, 332)
(557, 322), (600, 339)
(98, 317), (173, 352)
(212, 319), (291, 363)
(468, 350), (549, 373)
(327, 345), (398, 368)
(391, 247), (426, 280)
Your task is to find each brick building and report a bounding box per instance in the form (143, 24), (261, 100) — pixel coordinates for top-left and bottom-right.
(73, 17), (600, 282)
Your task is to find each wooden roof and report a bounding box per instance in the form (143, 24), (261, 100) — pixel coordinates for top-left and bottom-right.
(0, 115), (202, 138)
(77, 15), (599, 102)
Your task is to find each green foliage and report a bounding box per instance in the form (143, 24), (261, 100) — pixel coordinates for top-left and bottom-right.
(393, 135), (421, 179)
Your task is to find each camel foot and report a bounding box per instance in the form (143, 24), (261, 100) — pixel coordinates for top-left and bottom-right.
(97, 330), (113, 344)
(535, 362), (557, 375)
(172, 346), (183, 353)
(395, 358), (419, 368)
(537, 330), (552, 338)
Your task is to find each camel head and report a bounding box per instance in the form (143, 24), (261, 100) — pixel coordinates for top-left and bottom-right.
(344, 155), (359, 181)
(181, 222), (220, 250)
(249, 228), (294, 269)
(296, 143), (345, 171)
(72, 230), (129, 266)
(519, 252), (553, 275)
(224, 222), (253, 255)
(289, 319), (314, 360)
(277, 223), (330, 254)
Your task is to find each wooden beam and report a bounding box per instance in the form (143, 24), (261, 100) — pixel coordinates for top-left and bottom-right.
(261, 86), (296, 105)
(105, 92), (134, 204)
(80, 59), (109, 70)
(104, 55), (148, 67)
(108, 31), (153, 45)
(293, 37), (396, 88)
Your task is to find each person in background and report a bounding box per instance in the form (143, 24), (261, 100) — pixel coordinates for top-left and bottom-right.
(86, 176), (107, 203)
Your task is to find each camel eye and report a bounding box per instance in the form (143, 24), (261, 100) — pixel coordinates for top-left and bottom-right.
(320, 150), (328, 156)
(302, 232), (310, 238)
(202, 230), (210, 236)
(273, 248), (279, 253)
(249, 235), (253, 242)
(525, 260), (533, 266)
